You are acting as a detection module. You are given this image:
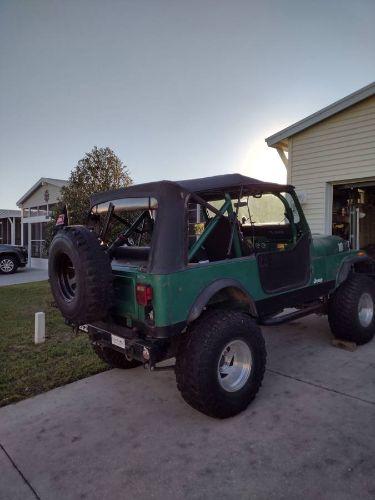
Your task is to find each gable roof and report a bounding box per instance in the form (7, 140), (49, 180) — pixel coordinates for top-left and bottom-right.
(0, 209), (21, 219)
(17, 178), (68, 206)
(266, 81), (375, 148)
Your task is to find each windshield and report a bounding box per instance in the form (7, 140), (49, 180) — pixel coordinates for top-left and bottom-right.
(237, 194), (286, 225)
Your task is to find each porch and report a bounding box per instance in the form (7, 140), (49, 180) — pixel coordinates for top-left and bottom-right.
(0, 210), (21, 245)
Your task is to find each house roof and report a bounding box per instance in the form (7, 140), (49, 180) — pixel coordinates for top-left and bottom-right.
(17, 178), (67, 206)
(0, 209), (21, 219)
(266, 81), (375, 148)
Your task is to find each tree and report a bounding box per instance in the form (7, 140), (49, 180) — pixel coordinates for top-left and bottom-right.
(45, 147), (132, 251)
(61, 146), (132, 224)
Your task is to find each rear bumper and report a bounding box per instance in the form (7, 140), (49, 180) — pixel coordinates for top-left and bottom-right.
(89, 318), (186, 339)
(88, 323), (172, 364)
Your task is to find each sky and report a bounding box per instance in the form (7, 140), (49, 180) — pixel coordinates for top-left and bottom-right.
(0, 0), (374, 209)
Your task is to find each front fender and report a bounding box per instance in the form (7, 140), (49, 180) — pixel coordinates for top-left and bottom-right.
(187, 278), (257, 323)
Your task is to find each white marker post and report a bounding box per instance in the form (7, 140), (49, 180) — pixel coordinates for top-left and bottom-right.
(35, 312), (45, 344)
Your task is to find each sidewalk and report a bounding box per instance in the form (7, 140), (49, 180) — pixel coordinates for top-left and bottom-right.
(0, 268), (48, 287)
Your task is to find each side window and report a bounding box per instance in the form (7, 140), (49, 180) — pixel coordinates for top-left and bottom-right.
(239, 193), (299, 253)
(281, 192), (300, 225)
(186, 192), (303, 263)
(187, 198), (233, 263)
(187, 199), (226, 250)
(238, 194), (287, 226)
(187, 202), (205, 248)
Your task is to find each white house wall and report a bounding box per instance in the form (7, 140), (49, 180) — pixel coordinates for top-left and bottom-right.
(290, 96), (375, 234)
(21, 182), (63, 208)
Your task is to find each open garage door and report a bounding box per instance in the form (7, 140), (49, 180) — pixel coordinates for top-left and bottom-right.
(332, 181), (375, 256)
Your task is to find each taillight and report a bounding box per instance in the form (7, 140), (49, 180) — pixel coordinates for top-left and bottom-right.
(136, 284), (153, 306)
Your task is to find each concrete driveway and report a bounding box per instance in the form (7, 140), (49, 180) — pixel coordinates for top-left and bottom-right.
(0, 268), (48, 287)
(1, 315), (374, 500)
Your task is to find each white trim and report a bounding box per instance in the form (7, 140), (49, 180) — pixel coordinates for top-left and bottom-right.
(287, 137), (292, 184)
(276, 147), (288, 168)
(28, 223), (31, 267)
(7, 217), (16, 245)
(324, 183), (333, 235)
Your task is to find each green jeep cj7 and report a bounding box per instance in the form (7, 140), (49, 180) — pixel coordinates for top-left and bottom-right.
(49, 174), (375, 418)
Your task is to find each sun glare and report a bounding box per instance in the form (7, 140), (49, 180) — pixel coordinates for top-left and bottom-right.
(240, 136), (287, 184)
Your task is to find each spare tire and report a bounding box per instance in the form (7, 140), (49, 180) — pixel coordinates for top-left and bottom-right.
(48, 226), (113, 324)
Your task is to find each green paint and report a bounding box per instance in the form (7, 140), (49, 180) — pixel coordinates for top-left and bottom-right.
(110, 189), (361, 331)
(112, 234), (359, 329)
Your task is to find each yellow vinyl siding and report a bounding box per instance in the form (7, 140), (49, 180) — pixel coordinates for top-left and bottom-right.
(290, 96), (375, 234)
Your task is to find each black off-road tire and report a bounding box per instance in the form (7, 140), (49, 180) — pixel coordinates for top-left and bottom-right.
(328, 274), (375, 345)
(175, 309), (267, 418)
(49, 226), (113, 324)
(92, 344), (142, 369)
(0, 255), (18, 274)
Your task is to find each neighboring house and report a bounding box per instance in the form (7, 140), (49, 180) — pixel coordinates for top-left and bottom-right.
(266, 82), (375, 251)
(0, 209), (21, 245)
(17, 178), (67, 269)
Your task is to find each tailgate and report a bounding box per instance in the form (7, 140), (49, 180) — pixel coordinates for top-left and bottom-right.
(112, 267), (139, 320)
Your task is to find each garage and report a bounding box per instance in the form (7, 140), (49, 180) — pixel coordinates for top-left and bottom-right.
(266, 82), (375, 251)
(332, 181), (375, 255)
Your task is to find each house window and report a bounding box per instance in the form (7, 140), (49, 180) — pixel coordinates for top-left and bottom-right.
(38, 205), (48, 216)
(47, 203), (57, 216)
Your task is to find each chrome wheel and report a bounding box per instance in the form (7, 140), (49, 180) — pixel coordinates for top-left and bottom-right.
(218, 340), (252, 392)
(0, 258), (15, 273)
(358, 292), (374, 328)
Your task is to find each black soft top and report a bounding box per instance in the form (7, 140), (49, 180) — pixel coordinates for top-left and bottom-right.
(90, 173), (292, 207)
(90, 174), (293, 274)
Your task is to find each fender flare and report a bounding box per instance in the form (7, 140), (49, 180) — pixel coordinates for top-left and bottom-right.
(337, 255), (374, 285)
(187, 278), (257, 323)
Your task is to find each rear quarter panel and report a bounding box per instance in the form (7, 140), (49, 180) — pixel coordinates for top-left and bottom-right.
(112, 240), (360, 329)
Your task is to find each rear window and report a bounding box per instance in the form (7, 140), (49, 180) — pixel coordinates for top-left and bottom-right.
(91, 197), (158, 262)
(93, 197), (158, 215)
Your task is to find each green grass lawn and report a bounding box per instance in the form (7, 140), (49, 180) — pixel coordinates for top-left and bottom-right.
(0, 280), (108, 407)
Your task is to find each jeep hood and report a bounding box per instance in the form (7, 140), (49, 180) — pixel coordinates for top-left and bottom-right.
(311, 234), (349, 257)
